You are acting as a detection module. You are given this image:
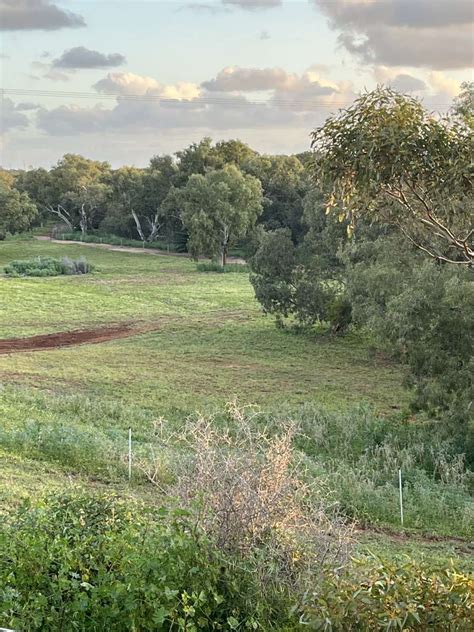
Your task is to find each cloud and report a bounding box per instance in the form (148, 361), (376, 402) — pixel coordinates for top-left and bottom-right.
(0, 98), (29, 132)
(373, 68), (427, 93)
(202, 66), (340, 94)
(92, 72), (200, 100)
(31, 60), (70, 81)
(181, 3), (230, 13)
(35, 67), (355, 138)
(223, 0), (281, 10)
(202, 66), (297, 92)
(93, 72), (161, 95)
(313, 0), (474, 69)
(259, 30), (270, 40)
(15, 102), (41, 111)
(200, 66), (350, 111)
(36, 94), (301, 137)
(52, 47), (126, 70)
(0, 0), (85, 31)
(428, 72), (461, 98)
(390, 74), (427, 93)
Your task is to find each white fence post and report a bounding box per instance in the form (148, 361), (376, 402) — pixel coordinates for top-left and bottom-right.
(128, 428), (132, 481)
(398, 468), (404, 526)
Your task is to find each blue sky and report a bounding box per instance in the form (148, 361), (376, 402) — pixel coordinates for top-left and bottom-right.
(1, 1), (473, 168)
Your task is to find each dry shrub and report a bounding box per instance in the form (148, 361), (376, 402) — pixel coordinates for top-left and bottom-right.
(137, 402), (353, 591)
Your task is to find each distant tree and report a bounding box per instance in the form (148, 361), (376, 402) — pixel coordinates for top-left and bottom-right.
(105, 167), (146, 238)
(14, 168), (52, 217)
(46, 154), (111, 234)
(179, 165), (263, 265)
(213, 139), (257, 168)
(0, 169), (15, 188)
(302, 187), (349, 275)
(344, 232), (473, 443)
(244, 155), (308, 242)
(174, 137), (219, 187)
(0, 181), (37, 239)
(311, 88), (473, 265)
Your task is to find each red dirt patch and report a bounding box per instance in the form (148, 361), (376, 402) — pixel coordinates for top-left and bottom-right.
(0, 323), (159, 355)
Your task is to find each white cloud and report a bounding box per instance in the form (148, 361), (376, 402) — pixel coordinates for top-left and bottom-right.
(428, 72), (462, 98)
(223, 0), (281, 10)
(34, 67), (355, 140)
(92, 72), (200, 100)
(93, 72), (162, 95)
(202, 66), (339, 94)
(373, 67), (427, 93)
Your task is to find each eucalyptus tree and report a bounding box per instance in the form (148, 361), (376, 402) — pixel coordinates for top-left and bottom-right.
(311, 87), (473, 265)
(179, 165), (263, 265)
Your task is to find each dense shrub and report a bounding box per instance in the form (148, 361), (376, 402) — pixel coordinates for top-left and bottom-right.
(196, 262), (249, 273)
(4, 256), (93, 277)
(250, 229), (350, 332)
(344, 234), (474, 453)
(1, 493), (472, 631)
(0, 493), (296, 631)
(305, 556), (473, 631)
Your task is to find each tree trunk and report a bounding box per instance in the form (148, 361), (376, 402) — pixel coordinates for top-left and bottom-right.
(131, 210), (146, 242)
(79, 204), (88, 236)
(222, 225), (229, 267)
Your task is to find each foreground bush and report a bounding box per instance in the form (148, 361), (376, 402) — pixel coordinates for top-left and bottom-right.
(4, 256), (93, 277)
(1, 493), (472, 631)
(305, 556), (473, 631)
(0, 493), (294, 631)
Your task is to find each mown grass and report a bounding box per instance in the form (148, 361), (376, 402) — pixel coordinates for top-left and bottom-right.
(0, 239), (406, 413)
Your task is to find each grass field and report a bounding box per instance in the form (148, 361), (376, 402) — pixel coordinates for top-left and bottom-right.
(1, 239), (472, 574)
(0, 240), (406, 413)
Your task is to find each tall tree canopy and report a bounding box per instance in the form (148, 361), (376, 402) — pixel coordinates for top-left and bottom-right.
(178, 165), (263, 265)
(310, 88), (473, 265)
(45, 154), (111, 234)
(0, 179), (37, 240)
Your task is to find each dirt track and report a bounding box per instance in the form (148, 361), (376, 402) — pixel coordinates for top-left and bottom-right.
(35, 236), (246, 264)
(0, 323), (158, 355)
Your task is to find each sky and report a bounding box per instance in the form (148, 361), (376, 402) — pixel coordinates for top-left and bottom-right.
(1, 0), (473, 168)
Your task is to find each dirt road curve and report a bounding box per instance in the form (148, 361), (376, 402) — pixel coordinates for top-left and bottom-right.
(0, 323), (158, 355)
(35, 236), (247, 264)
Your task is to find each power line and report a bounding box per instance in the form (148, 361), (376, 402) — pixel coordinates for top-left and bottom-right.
(0, 87), (454, 109)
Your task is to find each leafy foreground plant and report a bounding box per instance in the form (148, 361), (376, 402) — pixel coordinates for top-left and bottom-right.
(4, 256), (93, 277)
(304, 555), (473, 631)
(0, 493), (279, 631)
(1, 492), (472, 631)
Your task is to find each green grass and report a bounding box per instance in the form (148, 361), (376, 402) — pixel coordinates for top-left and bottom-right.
(0, 239), (405, 413)
(0, 238), (471, 572)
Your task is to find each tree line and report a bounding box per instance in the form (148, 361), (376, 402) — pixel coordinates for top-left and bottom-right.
(0, 137), (311, 264)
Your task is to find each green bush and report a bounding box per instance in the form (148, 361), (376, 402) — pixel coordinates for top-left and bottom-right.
(1, 494), (472, 631)
(0, 493), (294, 631)
(196, 262), (249, 273)
(4, 256), (93, 277)
(305, 555), (473, 631)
